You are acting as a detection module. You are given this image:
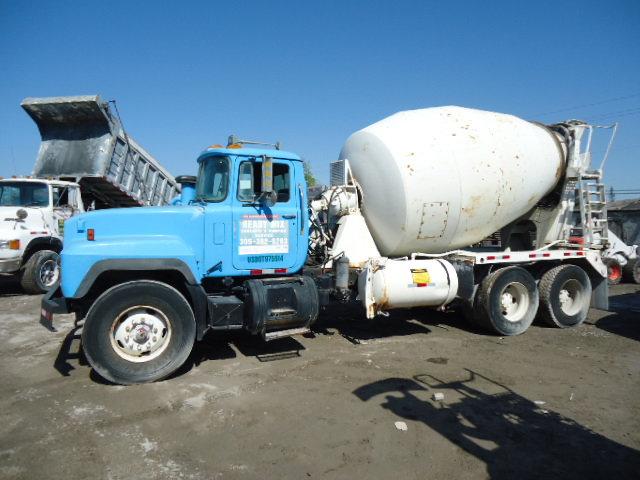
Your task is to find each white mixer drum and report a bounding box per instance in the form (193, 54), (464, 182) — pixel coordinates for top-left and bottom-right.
(339, 106), (567, 256)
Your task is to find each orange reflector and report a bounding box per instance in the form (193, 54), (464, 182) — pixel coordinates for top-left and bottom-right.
(208, 144), (224, 149)
(87, 229), (95, 241)
(227, 143), (243, 149)
(9, 239), (20, 250)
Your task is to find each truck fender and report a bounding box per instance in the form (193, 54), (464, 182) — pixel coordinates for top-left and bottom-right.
(72, 259), (209, 340)
(72, 258), (198, 298)
(23, 236), (63, 263)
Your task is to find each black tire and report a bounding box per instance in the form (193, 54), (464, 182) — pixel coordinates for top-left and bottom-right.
(538, 265), (591, 328)
(474, 266), (539, 336)
(82, 280), (196, 385)
(603, 257), (622, 285)
(623, 258), (640, 284)
(19, 250), (60, 294)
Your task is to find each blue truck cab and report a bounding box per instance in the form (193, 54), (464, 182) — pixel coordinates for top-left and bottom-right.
(43, 140), (319, 384)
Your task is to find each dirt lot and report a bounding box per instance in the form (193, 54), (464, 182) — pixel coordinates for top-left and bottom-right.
(0, 279), (638, 480)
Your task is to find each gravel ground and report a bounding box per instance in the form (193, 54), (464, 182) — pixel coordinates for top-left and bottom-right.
(0, 279), (638, 479)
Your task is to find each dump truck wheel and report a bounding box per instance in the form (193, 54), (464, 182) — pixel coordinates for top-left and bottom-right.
(604, 258), (622, 285)
(474, 266), (539, 336)
(537, 265), (591, 328)
(82, 280), (196, 385)
(20, 250), (60, 294)
(623, 258), (640, 284)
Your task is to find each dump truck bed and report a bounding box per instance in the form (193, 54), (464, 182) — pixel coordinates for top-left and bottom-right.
(22, 95), (179, 208)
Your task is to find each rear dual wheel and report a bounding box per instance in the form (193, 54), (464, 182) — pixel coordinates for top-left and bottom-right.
(474, 266), (539, 336)
(474, 264), (591, 335)
(537, 265), (591, 328)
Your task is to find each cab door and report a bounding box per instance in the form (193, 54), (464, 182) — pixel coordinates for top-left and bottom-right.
(232, 158), (298, 272)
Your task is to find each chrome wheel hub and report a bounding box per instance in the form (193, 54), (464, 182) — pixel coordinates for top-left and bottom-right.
(110, 307), (171, 362)
(40, 259), (59, 287)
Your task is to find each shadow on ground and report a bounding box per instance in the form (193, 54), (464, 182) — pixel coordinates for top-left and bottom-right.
(595, 289), (640, 342)
(53, 302), (487, 383)
(0, 277), (25, 296)
(354, 369), (640, 480)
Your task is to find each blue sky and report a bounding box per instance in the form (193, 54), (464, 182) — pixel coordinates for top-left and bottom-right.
(1, 0), (638, 191)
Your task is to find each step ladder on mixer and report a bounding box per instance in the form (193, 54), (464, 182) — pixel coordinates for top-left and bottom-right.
(568, 122), (618, 249)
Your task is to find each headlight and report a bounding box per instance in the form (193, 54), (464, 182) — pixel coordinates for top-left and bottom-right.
(0, 239), (20, 250)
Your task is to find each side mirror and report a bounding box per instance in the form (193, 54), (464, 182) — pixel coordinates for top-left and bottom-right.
(257, 190), (277, 207)
(261, 156), (273, 194)
(16, 209), (28, 220)
(258, 156), (276, 207)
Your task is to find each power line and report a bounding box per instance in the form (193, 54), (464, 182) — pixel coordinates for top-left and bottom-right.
(588, 107), (640, 121)
(529, 92), (640, 117)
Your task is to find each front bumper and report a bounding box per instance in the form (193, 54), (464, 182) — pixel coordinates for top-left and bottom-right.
(0, 256), (21, 274)
(40, 285), (71, 331)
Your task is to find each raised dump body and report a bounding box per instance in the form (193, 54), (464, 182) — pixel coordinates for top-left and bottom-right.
(339, 106), (567, 256)
(22, 95), (179, 209)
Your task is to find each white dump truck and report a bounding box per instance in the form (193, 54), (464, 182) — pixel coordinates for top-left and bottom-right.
(0, 96), (179, 293)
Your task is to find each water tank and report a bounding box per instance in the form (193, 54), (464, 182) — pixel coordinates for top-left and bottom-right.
(339, 106), (567, 256)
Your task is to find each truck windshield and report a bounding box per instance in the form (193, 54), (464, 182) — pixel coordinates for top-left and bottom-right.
(0, 182), (49, 207)
(196, 156), (229, 202)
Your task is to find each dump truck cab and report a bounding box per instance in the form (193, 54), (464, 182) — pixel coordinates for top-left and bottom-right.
(0, 178), (83, 293)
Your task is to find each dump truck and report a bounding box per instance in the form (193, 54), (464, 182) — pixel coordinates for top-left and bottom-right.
(0, 96), (179, 293)
(42, 106), (615, 384)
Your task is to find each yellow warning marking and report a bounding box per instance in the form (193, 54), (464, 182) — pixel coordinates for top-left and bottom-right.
(411, 268), (431, 285)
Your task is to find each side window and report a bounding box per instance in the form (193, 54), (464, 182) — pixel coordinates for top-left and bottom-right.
(52, 186), (69, 207)
(237, 162), (256, 202)
(273, 164), (290, 202)
(236, 161), (290, 203)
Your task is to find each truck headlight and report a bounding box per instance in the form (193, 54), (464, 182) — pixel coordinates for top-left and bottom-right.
(0, 239), (20, 250)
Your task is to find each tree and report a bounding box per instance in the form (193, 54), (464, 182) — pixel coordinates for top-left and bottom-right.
(303, 160), (317, 187)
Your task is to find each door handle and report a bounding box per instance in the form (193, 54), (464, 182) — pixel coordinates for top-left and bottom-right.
(298, 184), (304, 234)
(282, 214), (296, 219)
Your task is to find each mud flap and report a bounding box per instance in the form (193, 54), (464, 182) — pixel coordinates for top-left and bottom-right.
(40, 285), (70, 332)
(590, 274), (609, 311)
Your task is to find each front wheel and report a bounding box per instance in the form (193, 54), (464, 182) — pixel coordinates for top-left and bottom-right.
(474, 266), (539, 336)
(82, 280), (196, 385)
(20, 250), (60, 294)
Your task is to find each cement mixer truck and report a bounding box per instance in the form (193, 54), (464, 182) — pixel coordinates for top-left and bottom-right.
(42, 106), (616, 384)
